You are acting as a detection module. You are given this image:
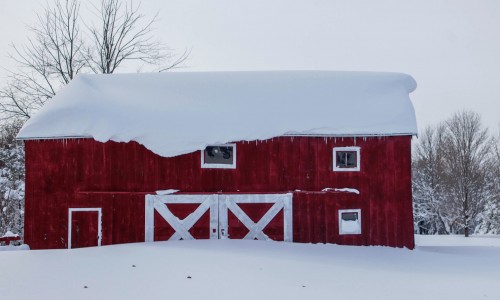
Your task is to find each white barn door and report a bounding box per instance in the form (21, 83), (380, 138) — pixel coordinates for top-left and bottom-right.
(218, 194), (293, 242)
(145, 193), (293, 242)
(145, 194), (218, 242)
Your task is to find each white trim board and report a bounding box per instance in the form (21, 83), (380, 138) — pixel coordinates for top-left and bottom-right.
(68, 208), (102, 249)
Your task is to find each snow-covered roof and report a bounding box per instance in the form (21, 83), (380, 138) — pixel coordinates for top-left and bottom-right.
(17, 71), (417, 157)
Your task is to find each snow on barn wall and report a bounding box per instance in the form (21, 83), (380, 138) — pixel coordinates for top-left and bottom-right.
(18, 71), (417, 250)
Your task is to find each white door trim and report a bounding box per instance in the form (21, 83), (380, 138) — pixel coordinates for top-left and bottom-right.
(68, 208), (102, 249)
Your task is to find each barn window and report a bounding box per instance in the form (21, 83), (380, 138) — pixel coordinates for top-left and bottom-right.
(201, 144), (236, 169)
(333, 146), (360, 171)
(338, 209), (361, 235)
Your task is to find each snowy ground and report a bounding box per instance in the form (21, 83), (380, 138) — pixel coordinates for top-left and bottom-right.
(1, 235), (499, 300)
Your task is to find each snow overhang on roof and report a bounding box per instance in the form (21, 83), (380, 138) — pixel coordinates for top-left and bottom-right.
(16, 71), (418, 157)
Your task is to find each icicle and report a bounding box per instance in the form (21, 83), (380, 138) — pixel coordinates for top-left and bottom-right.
(353, 137), (356, 146)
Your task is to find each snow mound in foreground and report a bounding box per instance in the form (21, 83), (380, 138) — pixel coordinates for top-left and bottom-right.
(0, 235), (499, 300)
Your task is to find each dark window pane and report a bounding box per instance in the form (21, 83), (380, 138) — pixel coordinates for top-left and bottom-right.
(336, 151), (357, 168)
(341, 212), (358, 221)
(204, 146), (234, 165)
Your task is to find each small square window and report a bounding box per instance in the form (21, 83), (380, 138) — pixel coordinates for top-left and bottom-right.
(333, 147), (360, 171)
(201, 144), (236, 169)
(338, 209), (361, 235)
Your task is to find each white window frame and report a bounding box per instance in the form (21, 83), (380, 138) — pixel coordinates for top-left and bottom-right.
(333, 146), (360, 172)
(68, 208), (102, 249)
(338, 209), (362, 235)
(201, 143), (237, 169)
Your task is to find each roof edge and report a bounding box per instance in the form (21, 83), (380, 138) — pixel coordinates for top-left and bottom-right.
(16, 132), (417, 141)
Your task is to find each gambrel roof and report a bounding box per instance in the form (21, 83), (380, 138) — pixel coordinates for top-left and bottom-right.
(17, 71), (417, 157)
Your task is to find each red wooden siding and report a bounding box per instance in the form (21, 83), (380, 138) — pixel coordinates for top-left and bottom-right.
(23, 136), (414, 249)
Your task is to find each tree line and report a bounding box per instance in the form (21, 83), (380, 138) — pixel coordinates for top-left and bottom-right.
(413, 111), (499, 236)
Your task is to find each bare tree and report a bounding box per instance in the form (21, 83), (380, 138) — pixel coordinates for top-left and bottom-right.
(479, 129), (500, 233)
(86, 0), (188, 74)
(413, 124), (451, 234)
(0, 0), (188, 121)
(0, 0), (85, 120)
(443, 111), (492, 237)
(412, 111), (498, 236)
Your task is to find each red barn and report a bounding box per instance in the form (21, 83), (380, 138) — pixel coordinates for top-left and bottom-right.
(17, 71), (418, 249)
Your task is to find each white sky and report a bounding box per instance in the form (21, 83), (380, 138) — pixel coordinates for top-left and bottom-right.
(1, 0), (499, 132)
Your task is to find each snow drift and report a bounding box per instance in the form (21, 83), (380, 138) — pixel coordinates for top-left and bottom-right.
(16, 71), (418, 157)
(0, 236), (499, 300)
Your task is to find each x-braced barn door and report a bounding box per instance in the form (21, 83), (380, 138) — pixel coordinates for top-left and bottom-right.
(145, 194), (218, 241)
(218, 194), (293, 241)
(145, 194), (292, 242)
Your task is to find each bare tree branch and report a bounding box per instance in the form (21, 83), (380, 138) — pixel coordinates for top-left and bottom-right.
(0, 0), (188, 121)
(413, 111), (497, 236)
(0, 0), (85, 120)
(86, 0), (188, 74)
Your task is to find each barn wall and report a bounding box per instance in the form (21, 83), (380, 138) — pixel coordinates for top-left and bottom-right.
(23, 136), (414, 249)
